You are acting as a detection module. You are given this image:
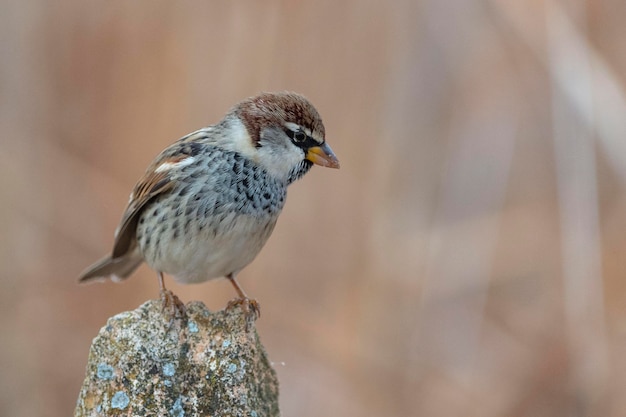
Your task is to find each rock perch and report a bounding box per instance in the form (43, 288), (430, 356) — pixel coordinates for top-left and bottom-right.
(75, 300), (280, 416)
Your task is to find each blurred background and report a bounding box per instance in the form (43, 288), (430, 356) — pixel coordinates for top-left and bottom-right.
(2, 0), (626, 416)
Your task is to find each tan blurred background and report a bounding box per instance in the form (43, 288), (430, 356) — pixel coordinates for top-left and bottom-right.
(2, 0), (626, 416)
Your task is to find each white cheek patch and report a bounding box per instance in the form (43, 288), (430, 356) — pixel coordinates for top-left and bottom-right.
(256, 142), (304, 181)
(219, 118), (258, 160)
(155, 156), (196, 173)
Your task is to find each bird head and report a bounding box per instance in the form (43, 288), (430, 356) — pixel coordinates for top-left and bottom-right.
(228, 92), (340, 183)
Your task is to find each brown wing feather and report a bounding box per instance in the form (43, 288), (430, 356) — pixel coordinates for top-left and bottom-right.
(79, 133), (207, 283)
(111, 137), (207, 259)
(111, 160), (181, 258)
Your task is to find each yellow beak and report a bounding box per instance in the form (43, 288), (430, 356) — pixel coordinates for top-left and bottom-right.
(306, 143), (340, 169)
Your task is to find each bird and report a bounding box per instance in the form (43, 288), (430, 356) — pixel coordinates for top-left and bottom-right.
(78, 92), (339, 318)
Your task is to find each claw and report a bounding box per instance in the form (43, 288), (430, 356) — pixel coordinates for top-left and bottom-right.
(160, 289), (186, 318)
(225, 272), (260, 327)
(157, 272), (186, 329)
(227, 297), (261, 330)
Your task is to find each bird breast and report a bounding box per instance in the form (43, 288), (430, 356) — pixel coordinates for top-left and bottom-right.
(136, 147), (287, 283)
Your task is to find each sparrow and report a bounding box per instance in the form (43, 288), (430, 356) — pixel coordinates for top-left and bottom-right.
(79, 92), (339, 318)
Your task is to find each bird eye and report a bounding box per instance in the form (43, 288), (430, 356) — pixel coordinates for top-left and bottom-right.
(284, 126), (314, 147)
(293, 131), (306, 143)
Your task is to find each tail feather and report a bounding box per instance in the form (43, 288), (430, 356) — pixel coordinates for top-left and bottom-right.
(78, 253), (143, 283)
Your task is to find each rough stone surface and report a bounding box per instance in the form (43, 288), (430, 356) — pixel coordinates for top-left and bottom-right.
(75, 300), (280, 417)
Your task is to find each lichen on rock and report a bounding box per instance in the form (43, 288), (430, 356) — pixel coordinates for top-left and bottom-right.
(75, 300), (280, 416)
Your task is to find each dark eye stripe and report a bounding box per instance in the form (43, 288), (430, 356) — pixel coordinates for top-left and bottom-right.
(284, 128), (320, 149)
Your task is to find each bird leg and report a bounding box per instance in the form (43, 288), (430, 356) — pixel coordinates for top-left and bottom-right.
(226, 273), (260, 323)
(157, 271), (186, 321)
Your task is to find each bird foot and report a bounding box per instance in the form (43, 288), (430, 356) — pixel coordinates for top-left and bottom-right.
(160, 289), (186, 324)
(227, 297), (261, 329)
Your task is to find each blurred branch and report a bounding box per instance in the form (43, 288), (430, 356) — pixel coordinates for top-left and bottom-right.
(491, 0), (626, 184)
(418, 58), (517, 383)
(546, 1), (609, 410)
(74, 300), (280, 417)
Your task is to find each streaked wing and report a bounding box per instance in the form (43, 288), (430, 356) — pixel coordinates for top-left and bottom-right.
(110, 134), (207, 258)
(111, 156), (183, 258)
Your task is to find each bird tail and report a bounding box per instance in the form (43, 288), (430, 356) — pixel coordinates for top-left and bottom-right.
(78, 252), (143, 283)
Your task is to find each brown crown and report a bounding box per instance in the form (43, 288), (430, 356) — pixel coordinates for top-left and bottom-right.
(234, 92), (325, 144)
